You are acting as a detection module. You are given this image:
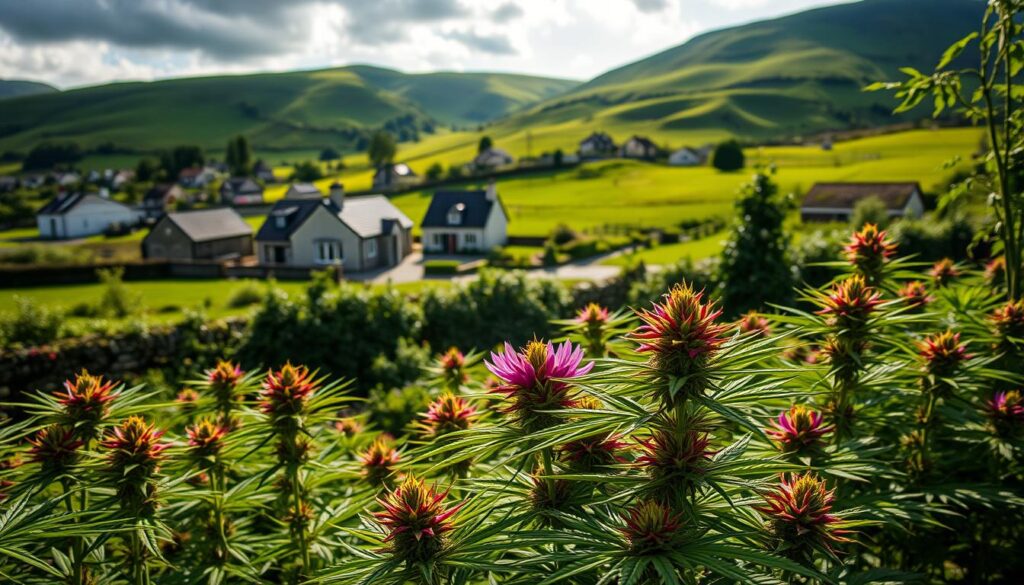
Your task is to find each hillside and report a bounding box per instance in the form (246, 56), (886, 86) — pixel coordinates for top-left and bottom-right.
(481, 0), (981, 144)
(0, 67), (577, 154)
(0, 79), (57, 100)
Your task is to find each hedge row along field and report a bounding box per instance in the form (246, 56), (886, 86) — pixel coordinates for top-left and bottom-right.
(0, 224), (1022, 584)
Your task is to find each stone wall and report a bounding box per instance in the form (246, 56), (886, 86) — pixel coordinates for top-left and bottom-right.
(0, 317), (248, 398)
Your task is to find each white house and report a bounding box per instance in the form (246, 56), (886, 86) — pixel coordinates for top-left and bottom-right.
(620, 136), (658, 160)
(472, 147), (514, 171)
(255, 183), (413, 272)
(668, 147), (705, 167)
(420, 182), (509, 254)
(800, 182), (926, 222)
(578, 132), (616, 158)
(37, 192), (141, 239)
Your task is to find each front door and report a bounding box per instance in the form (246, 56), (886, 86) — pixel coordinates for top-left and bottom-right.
(273, 246), (287, 264)
(446, 234), (457, 254)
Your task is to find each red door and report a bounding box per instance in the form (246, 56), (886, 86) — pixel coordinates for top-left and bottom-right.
(446, 234), (457, 253)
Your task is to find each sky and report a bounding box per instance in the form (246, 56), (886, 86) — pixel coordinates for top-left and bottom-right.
(0, 0), (853, 89)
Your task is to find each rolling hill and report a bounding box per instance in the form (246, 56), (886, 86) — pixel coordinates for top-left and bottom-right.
(0, 67), (577, 154)
(0, 79), (57, 100)
(491, 0), (981, 142)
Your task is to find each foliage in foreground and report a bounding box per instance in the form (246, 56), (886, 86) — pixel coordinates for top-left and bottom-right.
(0, 225), (1023, 584)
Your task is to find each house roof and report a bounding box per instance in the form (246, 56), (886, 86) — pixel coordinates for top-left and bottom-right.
(473, 147), (513, 166)
(580, 132), (615, 147)
(222, 177), (263, 195)
(163, 208), (251, 243)
(178, 167), (204, 179)
(255, 195), (412, 242)
(802, 182), (922, 210)
(287, 182), (322, 197)
(421, 190), (501, 229)
(38, 193), (130, 216)
(626, 135), (656, 149)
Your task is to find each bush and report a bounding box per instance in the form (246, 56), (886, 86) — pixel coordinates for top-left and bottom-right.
(366, 384), (432, 436)
(22, 141), (82, 170)
(0, 244), (93, 266)
(425, 162), (444, 181)
(890, 215), (974, 261)
(850, 195), (890, 229)
(96, 267), (142, 318)
(549, 223), (578, 246)
(0, 296), (62, 346)
(423, 260), (461, 275)
(226, 281), (264, 308)
(369, 337), (431, 392)
(290, 160), (323, 182)
(711, 139), (745, 171)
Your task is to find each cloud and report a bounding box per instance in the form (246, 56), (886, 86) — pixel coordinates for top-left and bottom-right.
(336, 0), (467, 45)
(631, 0), (669, 12)
(492, 2), (524, 22)
(444, 30), (517, 55)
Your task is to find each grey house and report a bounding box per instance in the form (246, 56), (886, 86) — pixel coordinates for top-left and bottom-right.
(255, 183), (413, 272)
(142, 208), (253, 261)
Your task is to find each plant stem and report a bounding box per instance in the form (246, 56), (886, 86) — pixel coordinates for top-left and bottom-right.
(288, 460), (311, 574)
(541, 448), (556, 503)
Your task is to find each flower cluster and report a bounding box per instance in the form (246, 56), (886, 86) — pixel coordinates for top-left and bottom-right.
(930, 258), (960, 287)
(561, 434), (628, 471)
(207, 360), (243, 389)
(361, 436), (401, 486)
(486, 340), (592, 429)
(620, 500), (683, 554)
(987, 390), (1024, 433)
(100, 416), (169, 515)
(374, 476), (461, 562)
(991, 300), (1024, 350)
(576, 303), (610, 326)
(899, 281), (932, 311)
(766, 405), (834, 453)
(636, 423), (714, 497)
(260, 363), (317, 421)
(756, 473), (851, 553)
(438, 347), (468, 387)
(27, 424), (83, 473)
(737, 310), (772, 336)
(631, 283), (728, 401)
(420, 393), (477, 437)
(816, 275), (882, 330)
(334, 417), (363, 437)
(55, 370), (118, 432)
(985, 256), (1006, 287)
(845, 223), (897, 282)
(186, 418), (229, 460)
(919, 331), (970, 378)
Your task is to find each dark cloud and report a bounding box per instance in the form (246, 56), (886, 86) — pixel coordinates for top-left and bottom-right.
(0, 0), (469, 57)
(0, 0), (306, 59)
(444, 30), (516, 55)
(632, 0), (669, 12)
(492, 2), (524, 22)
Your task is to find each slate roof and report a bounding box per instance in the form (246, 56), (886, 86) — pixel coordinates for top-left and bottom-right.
(421, 190), (502, 229)
(287, 183), (322, 197)
(255, 195), (412, 242)
(802, 182), (922, 210)
(38, 192), (86, 215)
(580, 132), (616, 150)
(164, 208), (251, 242)
(221, 177), (263, 195)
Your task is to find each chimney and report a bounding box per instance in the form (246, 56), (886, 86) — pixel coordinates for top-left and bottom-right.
(485, 179), (497, 202)
(329, 181), (345, 209)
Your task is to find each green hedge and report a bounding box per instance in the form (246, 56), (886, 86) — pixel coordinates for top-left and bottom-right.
(423, 260), (462, 275)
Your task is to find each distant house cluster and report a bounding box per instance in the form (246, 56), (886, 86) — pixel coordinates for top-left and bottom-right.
(576, 131), (712, 165)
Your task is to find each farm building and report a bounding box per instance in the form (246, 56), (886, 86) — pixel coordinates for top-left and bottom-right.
(142, 208), (253, 261)
(141, 184), (185, 219)
(372, 163), (419, 190)
(421, 182), (509, 254)
(472, 147), (514, 171)
(578, 132), (617, 158)
(220, 177), (264, 206)
(668, 147), (705, 166)
(620, 136), (658, 160)
(284, 183), (323, 199)
(37, 192), (140, 239)
(255, 183), (412, 272)
(800, 182), (925, 222)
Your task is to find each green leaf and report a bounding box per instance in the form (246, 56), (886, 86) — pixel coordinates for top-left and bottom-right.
(937, 32), (978, 69)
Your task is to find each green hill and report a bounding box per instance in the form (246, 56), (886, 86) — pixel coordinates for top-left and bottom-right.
(0, 79), (57, 100)
(494, 0), (982, 141)
(0, 67), (577, 154)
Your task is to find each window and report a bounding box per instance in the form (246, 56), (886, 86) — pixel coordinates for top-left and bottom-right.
(432, 233), (442, 246)
(447, 203), (465, 225)
(275, 216), (286, 229)
(366, 239), (377, 258)
(464, 233), (477, 245)
(315, 240), (342, 264)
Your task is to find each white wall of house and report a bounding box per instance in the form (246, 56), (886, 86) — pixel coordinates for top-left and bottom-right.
(668, 150), (701, 166)
(482, 203), (508, 249)
(37, 199), (139, 239)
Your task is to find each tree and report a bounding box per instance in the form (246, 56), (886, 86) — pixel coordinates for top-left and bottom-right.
(160, 145), (204, 179)
(553, 149), (564, 168)
(319, 147), (341, 162)
(367, 131), (397, 167)
(718, 168), (794, 315)
(869, 2), (1022, 299)
(478, 135), (493, 154)
(225, 135), (252, 177)
(850, 196), (890, 229)
(135, 158), (159, 182)
(711, 140), (745, 172)
(425, 162), (444, 181)
(22, 142), (82, 170)
(291, 161), (323, 182)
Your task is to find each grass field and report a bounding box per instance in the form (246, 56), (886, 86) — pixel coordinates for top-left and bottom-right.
(602, 231), (728, 267)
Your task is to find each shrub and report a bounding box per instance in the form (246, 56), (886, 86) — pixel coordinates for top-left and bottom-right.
(96, 267), (141, 318)
(423, 260), (461, 275)
(425, 162), (444, 181)
(367, 384), (432, 437)
(369, 337), (432, 397)
(890, 215), (974, 261)
(711, 139), (745, 171)
(290, 160), (323, 182)
(849, 195), (891, 229)
(550, 223), (578, 246)
(226, 280), (264, 308)
(0, 244), (92, 266)
(0, 296), (62, 346)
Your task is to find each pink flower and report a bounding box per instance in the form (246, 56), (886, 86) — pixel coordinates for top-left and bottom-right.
(576, 303), (610, 325)
(420, 393), (477, 437)
(987, 390), (1024, 426)
(756, 472), (851, 553)
(898, 281), (932, 310)
(631, 283), (727, 363)
(486, 340), (593, 428)
(374, 476), (462, 562)
(620, 500), (683, 554)
(930, 258), (960, 287)
(845, 223), (897, 279)
(766, 405), (833, 452)
(737, 310), (772, 337)
(816, 275), (882, 327)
